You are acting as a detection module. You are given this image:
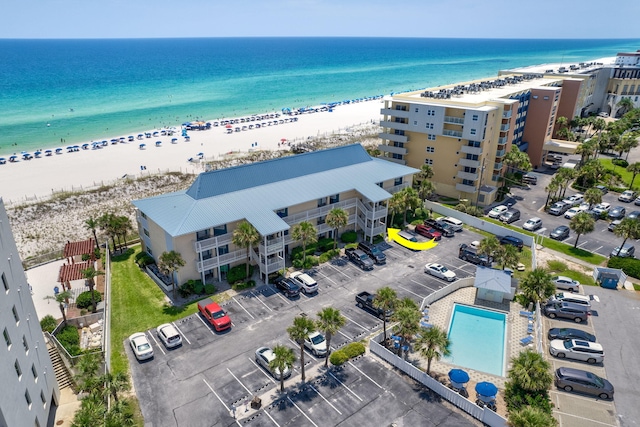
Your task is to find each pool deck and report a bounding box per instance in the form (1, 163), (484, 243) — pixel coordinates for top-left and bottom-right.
(420, 286), (533, 389)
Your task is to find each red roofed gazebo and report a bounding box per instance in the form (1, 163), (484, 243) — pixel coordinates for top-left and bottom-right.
(58, 261), (91, 290)
(63, 239), (95, 264)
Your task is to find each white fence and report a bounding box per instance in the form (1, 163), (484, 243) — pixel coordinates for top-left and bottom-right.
(369, 331), (508, 427)
(422, 277), (475, 308)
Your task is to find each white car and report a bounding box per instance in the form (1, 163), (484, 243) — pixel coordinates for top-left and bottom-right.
(562, 194), (584, 207)
(564, 206), (588, 219)
(156, 323), (182, 349)
(289, 271), (318, 294)
(592, 202), (611, 215)
(437, 217), (463, 232)
(549, 339), (604, 364)
(129, 332), (154, 361)
(255, 347), (291, 379)
(424, 263), (457, 282)
(488, 205), (509, 219)
(619, 190), (637, 203)
(522, 217), (542, 231)
(304, 331), (327, 357)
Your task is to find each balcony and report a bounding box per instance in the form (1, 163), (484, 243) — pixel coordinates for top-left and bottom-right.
(357, 199), (388, 221)
(377, 144), (408, 156)
(379, 132), (408, 144)
(380, 120), (409, 131)
(458, 158), (480, 168)
(494, 162), (503, 170)
(387, 181), (411, 194)
(443, 129), (463, 138)
(455, 183), (477, 194)
(502, 110), (512, 119)
(197, 249), (246, 272)
(194, 233), (233, 253)
(500, 123), (510, 131)
(495, 149), (506, 157)
(356, 216), (387, 237)
(262, 257), (285, 274)
(284, 198), (357, 225)
(259, 236), (284, 255)
(444, 116), (465, 124)
(381, 108), (410, 118)
(498, 136), (508, 145)
(460, 145), (482, 155)
(384, 157), (407, 165)
(456, 171), (478, 181)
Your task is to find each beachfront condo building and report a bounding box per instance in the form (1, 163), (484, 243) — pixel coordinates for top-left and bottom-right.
(0, 199), (59, 427)
(132, 144), (417, 285)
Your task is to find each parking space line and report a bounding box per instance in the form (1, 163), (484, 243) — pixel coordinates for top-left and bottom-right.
(248, 358), (276, 384)
(593, 245), (603, 253)
(308, 383), (342, 414)
(577, 241), (589, 248)
(287, 396), (319, 427)
(232, 297), (255, 320)
(315, 270), (339, 286)
(325, 262), (352, 279)
(348, 361), (383, 389)
(195, 313), (218, 336)
(398, 285), (424, 299)
(227, 368), (252, 395)
(341, 314), (369, 331)
(337, 330), (351, 340)
(264, 410), (281, 427)
(552, 409), (616, 426)
(171, 322), (191, 345)
(409, 279), (438, 291)
(146, 331), (165, 355)
(288, 339), (318, 360)
(269, 286), (292, 304)
(250, 290), (274, 312)
(549, 390), (614, 407)
(328, 371), (363, 401)
(203, 378), (229, 411)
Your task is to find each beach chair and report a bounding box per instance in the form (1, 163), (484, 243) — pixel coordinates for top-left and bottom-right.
(520, 336), (533, 346)
(519, 310), (534, 317)
(420, 320), (432, 329)
(527, 323), (534, 334)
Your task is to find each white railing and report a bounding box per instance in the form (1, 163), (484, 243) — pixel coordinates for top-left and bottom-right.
(387, 182), (410, 194)
(444, 116), (465, 124)
(193, 233), (233, 252)
(369, 332), (507, 426)
(357, 199), (388, 221)
(284, 198), (357, 225)
(443, 129), (463, 138)
(421, 277), (475, 308)
(196, 248), (246, 271)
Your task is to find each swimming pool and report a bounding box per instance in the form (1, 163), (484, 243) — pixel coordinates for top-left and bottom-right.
(443, 304), (507, 376)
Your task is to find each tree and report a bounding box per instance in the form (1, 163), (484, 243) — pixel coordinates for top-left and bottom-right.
(396, 187), (421, 225)
(316, 307), (346, 367)
(617, 97), (634, 117)
(98, 213), (118, 253)
(627, 162), (640, 189)
(622, 133), (639, 160)
(507, 349), (552, 393)
(415, 325), (450, 375)
(557, 168), (577, 198)
(270, 345), (296, 392)
(232, 220), (260, 279)
(325, 208), (348, 250)
(388, 191), (403, 227)
(75, 353), (102, 393)
(291, 221), (318, 265)
(569, 212), (595, 248)
(105, 399), (135, 427)
(158, 250), (186, 299)
(44, 290), (72, 326)
(477, 235), (500, 260)
(392, 302), (421, 358)
(519, 268), (554, 304)
(84, 216), (101, 253)
(583, 187), (602, 209)
(495, 244), (520, 270)
(417, 179), (437, 202)
(287, 315), (316, 382)
(82, 266), (104, 313)
(503, 146), (532, 176)
(100, 371), (130, 403)
(373, 286), (397, 343)
(71, 396), (106, 427)
(613, 217), (640, 256)
(576, 138), (597, 165)
(508, 406), (557, 427)
(544, 179), (560, 208)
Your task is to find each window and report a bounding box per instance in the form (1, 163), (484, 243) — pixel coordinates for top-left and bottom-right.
(425, 123), (434, 129)
(413, 121), (417, 125)
(2, 272), (8, 292)
(13, 306), (19, 323)
(472, 114), (479, 121)
(391, 153), (403, 160)
(426, 147), (435, 153)
(275, 208), (288, 218)
(25, 390), (32, 408)
(143, 228), (150, 237)
(317, 216), (325, 225)
(141, 212), (148, 220)
(213, 224), (227, 236)
(466, 154), (479, 161)
(23, 335), (29, 353)
(532, 95), (538, 99)
(317, 198), (327, 207)
(15, 360), (22, 379)
(470, 129), (476, 135)
(32, 364), (38, 381)
(329, 194), (340, 204)
(427, 109), (435, 116)
(35, 417), (40, 427)
(462, 179), (475, 186)
(394, 177), (403, 186)
(427, 134), (436, 141)
(3, 328), (11, 348)
(147, 247), (153, 256)
(217, 245), (229, 256)
(202, 250), (212, 260)
(377, 182), (383, 188)
(415, 107), (419, 113)
(196, 229), (210, 241)
(40, 391), (46, 406)
(424, 159), (433, 165)
(543, 96), (549, 100)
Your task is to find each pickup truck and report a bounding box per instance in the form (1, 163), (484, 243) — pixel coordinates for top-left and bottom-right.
(345, 247), (374, 270)
(458, 243), (492, 267)
(357, 241), (386, 264)
(355, 291), (393, 319)
(423, 219), (455, 237)
(197, 298), (232, 331)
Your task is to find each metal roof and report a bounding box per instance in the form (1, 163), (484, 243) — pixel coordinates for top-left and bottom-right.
(474, 266), (512, 294)
(133, 144), (418, 237)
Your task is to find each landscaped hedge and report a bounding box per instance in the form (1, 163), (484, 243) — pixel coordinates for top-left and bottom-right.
(318, 249), (340, 263)
(135, 252), (155, 267)
(56, 325), (81, 356)
(76, 290), (102, 309)
(608, 256), (640, 279)
(232, 280), (256, 291)
(330, 342), (366, 366)
(40, 315), (57, 333)
(178, 279), (209, 297)
(340, 230), (358, 243)
(227, 264), (254, 284)
(292, 256), (319, 269)
(329, 350), (349, 366)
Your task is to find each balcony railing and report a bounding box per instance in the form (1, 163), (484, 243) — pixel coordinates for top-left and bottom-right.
(357, 199), (388, 221)
(384, 157), (407, 165)
(197, 249), (246, 272)
(456, 171), (478, 181)
(443, 129), (463, 138)
(444, 116), (465, 124)
(380, 120), (409, 131)
(387, 181), (411, 194)
(460, 146), (482, 155)
(502, 111), (512, 119)
(495, 149), (506, 157)
(356, 216), (386, 237)
(378, 132), (409, 143)
(494, 162), (503, 170)
(377, 144), (408, 155)
(498, 136), (508, 145)
(458, 158), (480, 168)
(194, 232), (233, 253)
(284, 198), (356, 225)
(500, 124), (510, 131)
(380, 108), (410, 118)
(455, 183), (477, 194)
(262, 257), (285, 274)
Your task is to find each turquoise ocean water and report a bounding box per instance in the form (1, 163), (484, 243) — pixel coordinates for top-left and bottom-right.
(0, 37), (639, 156)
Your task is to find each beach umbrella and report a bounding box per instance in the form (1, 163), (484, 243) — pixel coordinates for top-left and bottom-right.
(34, 151), (42, 157)
(448, 369), (469, 385)
(139, 144), (146, 149)
(155, 141), (162, 146)
(171, 138), (178, 143)
(55, 148), (62, 153)
(0, 158), (5, 164)
(45, 150), (52, 156)
(9, 155), (18, 161)
(225, 124), (232, 129)
(197, 152), (204, 157)
(475, 382), (498, 398)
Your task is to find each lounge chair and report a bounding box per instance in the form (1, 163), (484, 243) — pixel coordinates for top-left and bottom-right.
(520, 310), (534, 317)
(527, 324), (534, 334)
(520, 336), (533, 346)
(420, 321), (432, 329)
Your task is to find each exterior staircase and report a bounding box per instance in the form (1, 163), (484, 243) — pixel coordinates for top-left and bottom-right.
(47, 342), (73, 390)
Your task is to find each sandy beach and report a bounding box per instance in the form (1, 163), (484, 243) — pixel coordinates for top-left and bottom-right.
(0, 99), (382, 204)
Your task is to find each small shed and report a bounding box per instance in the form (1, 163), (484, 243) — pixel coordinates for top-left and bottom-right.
(474, 266), (515, 303)
(593, 267), (627, 289)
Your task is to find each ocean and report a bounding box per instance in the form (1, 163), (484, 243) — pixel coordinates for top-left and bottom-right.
(0, 37), (638, 156)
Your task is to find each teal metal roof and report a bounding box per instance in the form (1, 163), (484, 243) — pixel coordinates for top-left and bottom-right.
(132, 144), (418, 237)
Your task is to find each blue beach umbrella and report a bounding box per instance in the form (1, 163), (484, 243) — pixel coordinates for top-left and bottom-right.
(0, 158), (6, 164)
(448, 369), (469, 385)
(45, 150), (52, 156)
(475, 382), (498, 398)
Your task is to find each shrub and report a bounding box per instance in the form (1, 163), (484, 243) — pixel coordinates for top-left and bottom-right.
(342, 342), (366, 359)
(303, 256), (319, 269)
(612, 158), (629, 167)
(136, 253), (155, 267)
(454, 203), (467, 213)
(81, 253), (90, 261)
(329, 350), (349, 366)
(372, 235), (384, 244)
(76, 290), (102, 309)
(608, 256), (640, 279)
(316, 238), (335, 252)
(204, 284), (216, 294)
(227, 264), (254, 284)
(40, 315), (57, 333)
(410, 219), (423, 225)
(504, 381), (553, 415)
(318, 248), (340, 263)
(56, 325), (80, 349)
(291, 245), (316, 261)
(340, 230), (358, 244)
(232, 280), (256, 291)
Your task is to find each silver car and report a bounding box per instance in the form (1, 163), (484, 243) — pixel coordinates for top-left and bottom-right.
(255, 347), (292, 380)
(555, 367), (614, 399)
(522, 217), (542, 231)
(552, 276), (581, 293)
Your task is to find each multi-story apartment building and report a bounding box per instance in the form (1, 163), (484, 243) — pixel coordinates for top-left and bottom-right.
(606, 50), (640, 117)
(0, 199), (59, 427)
(379, 73), (570, 205)
(132, 144), (417, 285)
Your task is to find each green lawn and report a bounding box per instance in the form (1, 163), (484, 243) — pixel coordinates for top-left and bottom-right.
(544, 259), (597, 287)
(600, 158), (636, 190)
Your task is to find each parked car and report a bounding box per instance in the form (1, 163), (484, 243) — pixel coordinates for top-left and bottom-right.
(544, 301), (590, 323)
(608, 219), (622, 232)
(634, 196), (640, 206)
(610, 244), (635, 258)
(592, 202), (611, 215)
(549, 202), (570, 216)
(255, 347), (291, 379)
(358, 241), (386, 264)
(550, 225), (570, 240)
(595, 185), (609, 195)
(304, 332), (327, 357)
(555, 367), (614, 399)
(550, 292), (591, 307)
(548, 327), (596, 342)
(437, 217), (463, 232)
(549, 339), (603, 364)
(487, 205), (509, 219)
(563, 194), (584, 207)
(129, 332), (154, 361)
(522, 217), (543, 231)
(156, 323), (182, 349)
(274, 277), (301, 298)
(290, 271), (318, 294)
(424, 263), (457, 282)
(458, 243), (492, 266)
(499, 209), (521, 224)
(415, 224), (442, 241)
(552, 276), (581, 293)
(608, 206), (626, 220)
(423, 219), (455, 237)
(618, 190), (637, 203)
(522, 173), (537, 185)
(499, 235), (524, 250)
(628, 211), (640, 220)
(565, 205), (588, 219)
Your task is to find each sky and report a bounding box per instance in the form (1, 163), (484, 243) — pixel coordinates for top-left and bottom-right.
(2, 0), (640, 39)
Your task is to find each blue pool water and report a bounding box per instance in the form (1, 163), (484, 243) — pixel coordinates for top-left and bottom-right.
(443, 304), (507, 376)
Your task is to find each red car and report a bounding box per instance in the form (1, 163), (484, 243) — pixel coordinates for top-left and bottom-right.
(415, 224), (442, 241)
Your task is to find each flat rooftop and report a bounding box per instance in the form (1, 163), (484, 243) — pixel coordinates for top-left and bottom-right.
(503, 56), (616, 75)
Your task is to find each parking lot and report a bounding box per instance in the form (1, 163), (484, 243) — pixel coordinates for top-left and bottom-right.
(127, 228), (487, 427)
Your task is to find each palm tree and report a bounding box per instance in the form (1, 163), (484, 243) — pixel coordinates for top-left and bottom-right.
(75, 353), (102, 393)
(569, 212), (595, 248)
(583, 187), (602, 209)
(613, 217), (640, 256)
(627, 162), (640, 189)
(617, 97), (634, 117)
(232, 220), (260, 279)
(325, 208), (349, 251)
(415, 325), (450, 375)
(291, 221), (318, 265)
(544, 179), (560, 208)
(373, 286), (397, 344)
(105, 399), (135, 427)
(114, 215), (133, 250)
(84, 216), (101, 253)
(316, 307), (346, 367)
(495, 244), (520, 270)
(71, 396), (106, 427)
(44, 290), (72, 326)
(397, 187), (421, 225)
(101, 371), (130, 403)
(622, 133), (639, 160)
(158, 250), (186, 299)
(417, 179), (437, 202)
(557, 168), (577, 198)
(82, 266), (104, 313)
(477, 235), (500, 260)
(519, 268), (555, 304)
(388, 191), (403, 227)
(503, 146), (532, 177)
(392, 303), (421, 358)
(287, 315), (316, 382)
(508, 406), (557, 427)
(270, 345), (296, 392)
(507, 349), (552, 393)
(98, 213), (118, 253)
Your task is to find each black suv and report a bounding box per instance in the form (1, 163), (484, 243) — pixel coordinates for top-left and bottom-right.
(357, 241), (386, 264)
(499, 235), (524, 251)
(458, 244), (492, 266)
(274, 277), (301, 298)
(423, 219), (455, 237)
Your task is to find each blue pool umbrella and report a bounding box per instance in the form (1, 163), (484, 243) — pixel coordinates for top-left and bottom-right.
(448, 369), (469, 384)
(475, 382), (498, 397)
